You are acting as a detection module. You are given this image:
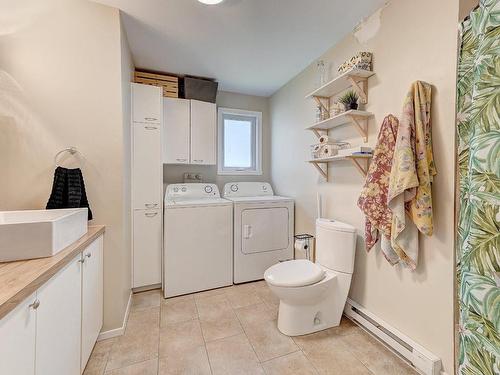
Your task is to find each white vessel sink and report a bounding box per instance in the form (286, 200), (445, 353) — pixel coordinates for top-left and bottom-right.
(0, 208), (88, 262)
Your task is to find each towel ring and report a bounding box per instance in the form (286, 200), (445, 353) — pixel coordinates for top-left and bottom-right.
(54, 147), (84, 167)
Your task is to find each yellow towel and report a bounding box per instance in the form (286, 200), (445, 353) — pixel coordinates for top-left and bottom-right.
(387, 81), (436, 269)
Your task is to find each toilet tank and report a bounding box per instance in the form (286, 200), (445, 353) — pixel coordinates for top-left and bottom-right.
(315, 218), (357, 274)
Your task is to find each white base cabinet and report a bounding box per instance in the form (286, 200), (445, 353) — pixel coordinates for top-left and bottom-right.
(81, 236), (104, 371)
(0, 235), (104, 375)
(36, 254), (82, 375)
(0, 293), (36, 375)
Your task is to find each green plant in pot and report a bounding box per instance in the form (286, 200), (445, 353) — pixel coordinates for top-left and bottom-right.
(339, 90), (359, 110)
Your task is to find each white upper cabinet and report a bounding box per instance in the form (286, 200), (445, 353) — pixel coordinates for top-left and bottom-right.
(132, 83), (162, 124)
(0, 293), (36, 375)
(163, 98), (190, 164)
(163, 99), (216, 165)
(81, 236), (104, 373)
(36, 254), (82, 375)
(190, 100), (216, 165)
(132, 123), (162, 210)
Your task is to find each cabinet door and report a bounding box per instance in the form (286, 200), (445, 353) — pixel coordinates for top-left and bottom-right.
(190, 100), (216, 165)
(36, 255), (82, 375)
(163, 98), (190, 164)
(133, 209), (162, 288)
(131, 83), (162, 124)
(0, 293), (36, 375)
(132, 123), (162, 210)
(81, 235), (104, 372)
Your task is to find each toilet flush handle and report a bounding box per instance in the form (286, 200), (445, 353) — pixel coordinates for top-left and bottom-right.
(243, 225), (253, 239)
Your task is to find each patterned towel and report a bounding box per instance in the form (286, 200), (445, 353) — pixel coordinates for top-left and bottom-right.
(46, 167), (93, 220)
(387, 81), (436, 269)
(357, 115), (399, 263)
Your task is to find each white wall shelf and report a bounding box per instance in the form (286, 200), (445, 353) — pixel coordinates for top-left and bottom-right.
(308, 154), (372, 179)
(305, 67), (375, 103)
(306, 110), (373, 142)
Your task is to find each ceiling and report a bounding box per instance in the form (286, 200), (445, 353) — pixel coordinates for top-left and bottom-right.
(93, 0), (385, 96)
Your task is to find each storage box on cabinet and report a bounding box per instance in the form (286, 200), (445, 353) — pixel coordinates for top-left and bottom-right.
(0, 235), (104, 375)
(163, 98), (216, 165)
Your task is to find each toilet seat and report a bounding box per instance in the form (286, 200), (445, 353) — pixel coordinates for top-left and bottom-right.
(264, 259), (325, 287)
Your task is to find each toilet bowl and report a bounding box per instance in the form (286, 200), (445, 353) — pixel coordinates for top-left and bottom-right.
(264, 218), (356, 336)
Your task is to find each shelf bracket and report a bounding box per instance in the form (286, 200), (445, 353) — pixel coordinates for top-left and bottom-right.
(311, 162), (328, 179)
(312, 129), (322, 139)
(347, 115), (368, 143)
(347, 76), (368, 104)
(313, 96), (330, 115)
(349, 158), (370, 177)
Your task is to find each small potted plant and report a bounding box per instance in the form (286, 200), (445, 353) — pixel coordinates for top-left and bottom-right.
(339, 90), (359, 110)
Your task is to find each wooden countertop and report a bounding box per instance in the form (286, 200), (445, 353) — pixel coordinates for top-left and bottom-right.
(0, 225), (105, 320)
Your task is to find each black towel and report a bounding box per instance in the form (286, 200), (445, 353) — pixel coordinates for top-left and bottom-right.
(46, 167), (93, 220)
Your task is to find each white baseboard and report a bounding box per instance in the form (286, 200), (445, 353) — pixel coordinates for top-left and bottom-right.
(344, 298), (442, 375)
(97, 291), (132, 341)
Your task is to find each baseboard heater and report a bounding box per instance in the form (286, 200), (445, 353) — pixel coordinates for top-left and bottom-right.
(344, 299), (443, 375)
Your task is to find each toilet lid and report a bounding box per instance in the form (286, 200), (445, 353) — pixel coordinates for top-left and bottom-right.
(264, 260), (325, 287)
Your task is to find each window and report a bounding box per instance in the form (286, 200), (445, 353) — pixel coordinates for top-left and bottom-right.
(218, 108), (262, 175)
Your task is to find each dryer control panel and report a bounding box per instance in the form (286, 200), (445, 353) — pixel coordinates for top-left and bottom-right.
(165, 183), (220, 201)
(223, 182), (274, 198)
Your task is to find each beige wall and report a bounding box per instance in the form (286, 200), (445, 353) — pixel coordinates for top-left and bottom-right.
(163, 90), (271, 190)
(270, 0), (459, 373)
(0, 0), (131, 331)
(459, 0), (479, 20)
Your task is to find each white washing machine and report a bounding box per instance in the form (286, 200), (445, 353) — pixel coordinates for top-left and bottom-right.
(223, 182), (294, 283)
(164, 183), (233, 298)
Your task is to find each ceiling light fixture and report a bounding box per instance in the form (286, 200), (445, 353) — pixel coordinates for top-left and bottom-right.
(198, 0), (224, 5)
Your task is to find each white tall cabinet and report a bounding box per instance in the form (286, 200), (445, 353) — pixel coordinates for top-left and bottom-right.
(131, 83), (163, 289)
(0, 235), (104, 375)
(163, 98), (216, 165)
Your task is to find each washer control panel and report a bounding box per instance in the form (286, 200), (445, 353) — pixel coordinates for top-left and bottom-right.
(222, 182), (274, 198)
(166, 183), (220, 201)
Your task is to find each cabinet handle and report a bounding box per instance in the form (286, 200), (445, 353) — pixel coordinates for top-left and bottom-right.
(145, 125), (157, 130)
(193, 159), (204, 163)
(176, 158), (187, 162)
(144, 117), (157, 122)
(145, 203), (158, 208)
(78, 258), (86, 264)
(145, 212), (158, 217)
(85, 253), (91, 259)
(29, 299), (40, 310)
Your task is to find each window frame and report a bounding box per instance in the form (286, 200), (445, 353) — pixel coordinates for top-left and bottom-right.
(217, 107), (263, 176)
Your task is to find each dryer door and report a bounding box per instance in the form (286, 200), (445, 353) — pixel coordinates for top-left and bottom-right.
(241, 207), (289, 254)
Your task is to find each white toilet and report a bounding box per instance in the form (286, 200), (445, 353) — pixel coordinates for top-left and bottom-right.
(264, 218), (356, 336)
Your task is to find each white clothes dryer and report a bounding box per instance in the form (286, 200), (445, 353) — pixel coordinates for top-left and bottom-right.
(223, 182), (294, 283)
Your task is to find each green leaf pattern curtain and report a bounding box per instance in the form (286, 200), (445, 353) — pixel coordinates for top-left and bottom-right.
(456, 0), (500, 374)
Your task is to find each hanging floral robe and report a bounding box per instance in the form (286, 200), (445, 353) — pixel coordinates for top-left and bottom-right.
(357, 115), (399, 263)
(387, 81), (436, 269)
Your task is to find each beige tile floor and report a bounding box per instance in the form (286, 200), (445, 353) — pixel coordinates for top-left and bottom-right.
(84, 281), (418, 375)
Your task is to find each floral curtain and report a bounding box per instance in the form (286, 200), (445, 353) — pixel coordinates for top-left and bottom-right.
(456, 0), (500, 374)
